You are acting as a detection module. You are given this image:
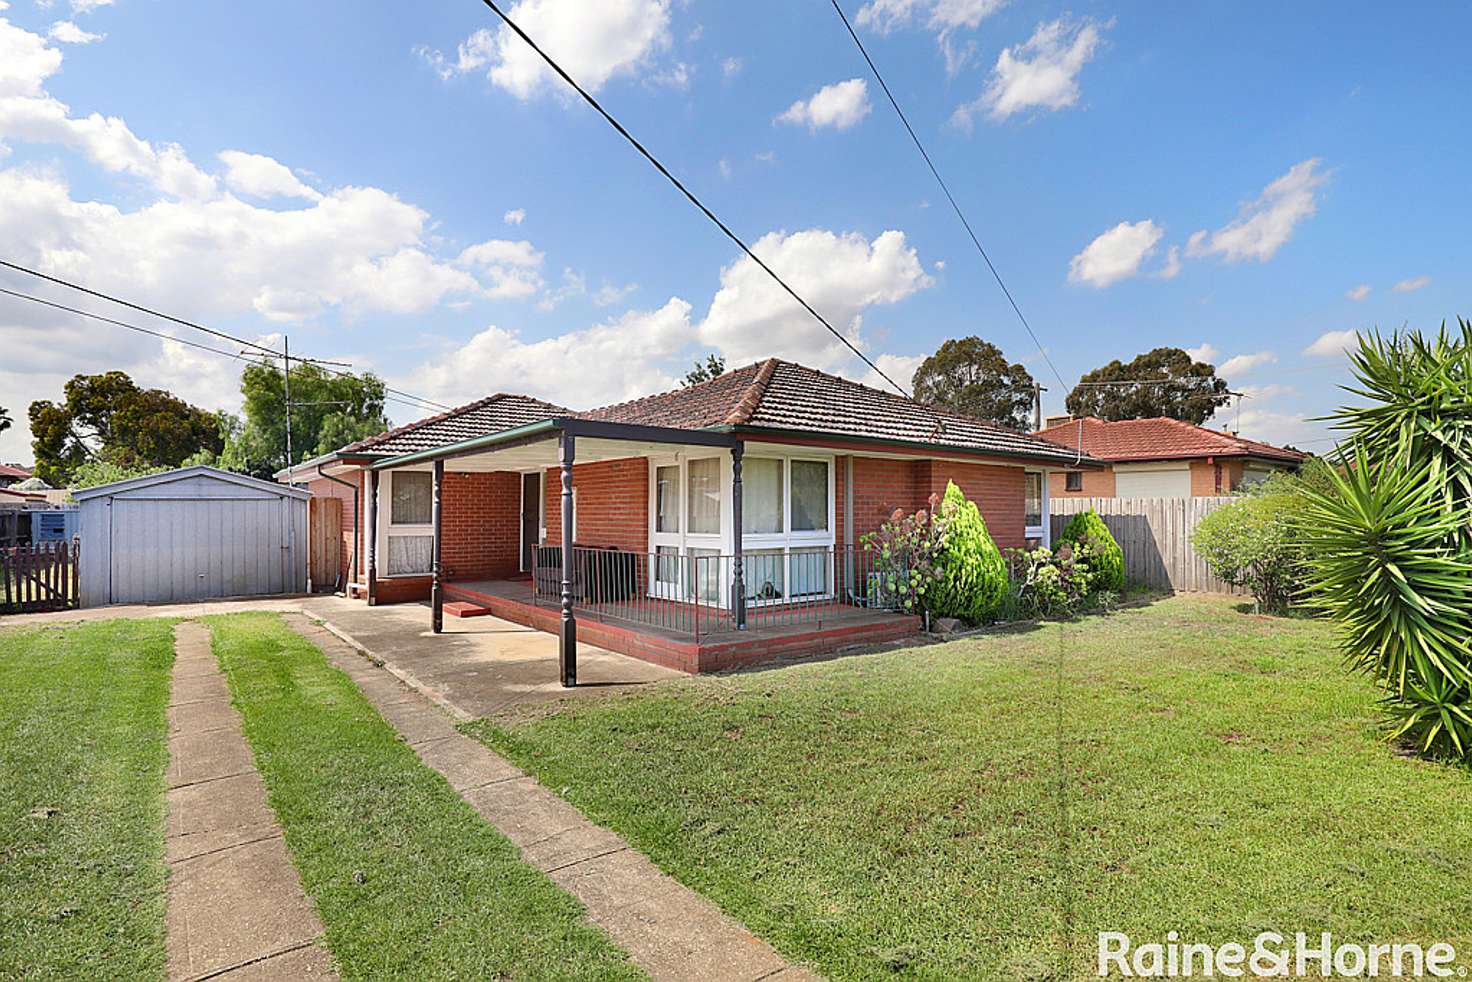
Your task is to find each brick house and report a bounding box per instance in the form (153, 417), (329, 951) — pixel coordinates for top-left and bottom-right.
(282, 359), (1101, 678)
(1034, 416), (1305, 499)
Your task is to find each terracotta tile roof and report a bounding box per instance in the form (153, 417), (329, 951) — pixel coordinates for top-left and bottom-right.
(0, 463), (31, 480)
(1033, 416), (1306, 463)
(583, 359), (1097, 465)
(339, 393), (567, 456)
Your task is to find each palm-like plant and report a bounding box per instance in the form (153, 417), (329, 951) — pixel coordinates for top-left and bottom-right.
(1301, 320), (1472, 759)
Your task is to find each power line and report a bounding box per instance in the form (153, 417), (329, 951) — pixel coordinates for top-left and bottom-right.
(0, 259), (453, 412)
(828, 0), (1068, 394)
(475, 0), (910, 397)
(0, 287), (450, 416)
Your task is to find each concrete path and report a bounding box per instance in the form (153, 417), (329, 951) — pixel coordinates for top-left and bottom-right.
(284, 614), (817, 982)
(165, 621), (337, 981)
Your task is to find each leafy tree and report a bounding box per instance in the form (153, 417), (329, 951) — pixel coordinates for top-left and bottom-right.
(28, 372), (223, 485)
(1192, 476), (1307, 613)
(912, 337), (1037, 429)
(1299, 321), (1472, 758)
(1066, 347), (1230, 424)
(682, 354), (726, 387)
(232, 360), (388, 478)
(0, 404), (11, 435)
(69, 460), (170, 491)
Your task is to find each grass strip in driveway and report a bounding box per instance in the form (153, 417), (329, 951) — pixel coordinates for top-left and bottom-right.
(0, 619), (175, 981)
(204, 612), (643, 982)
(468, 595), (1472, 981)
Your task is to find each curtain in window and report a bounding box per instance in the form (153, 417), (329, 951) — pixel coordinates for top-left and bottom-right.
(1024, 473), (1042, 528)
(687, 458), (721, 535)
(790, 547), (830, 597)
(655, 465), (680, 533)
(391, 472), (433, 525)
(742, 458), (783, 534)
(789, 460), (828, 531)
(387, 534), (433, 575)
(686, 547), (721, 602)
(744, 549), (785, 601)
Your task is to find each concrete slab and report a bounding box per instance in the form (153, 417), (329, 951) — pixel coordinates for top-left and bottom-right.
(167, 836), (324, 980)
(292, 597), (681, 719)
(463, 776), (589, 848)
(169, 672), (231, 706)
(214, 942), (337, 979)
(520, 822), (628, 874)
(167, 729), (256, 789)
(168, 698), (240, 735)
(372, 698), (460, 746)
(166, 772), (280, 864)
(412, 734), (522, 791)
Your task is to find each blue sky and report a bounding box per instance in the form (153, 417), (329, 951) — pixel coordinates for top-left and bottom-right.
(1, 0), (1467, 465)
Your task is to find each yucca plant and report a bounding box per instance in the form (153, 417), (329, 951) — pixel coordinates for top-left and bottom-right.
(1301, 320), (1472, 759)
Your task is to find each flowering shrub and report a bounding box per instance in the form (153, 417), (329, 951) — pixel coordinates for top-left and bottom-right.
(859, 495), (947, 615)
(929, 481), (1008, 622)
(1006, 541), (1103, 618)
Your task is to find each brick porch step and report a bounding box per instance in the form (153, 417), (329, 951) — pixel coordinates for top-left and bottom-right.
(443, 601), (495, 618)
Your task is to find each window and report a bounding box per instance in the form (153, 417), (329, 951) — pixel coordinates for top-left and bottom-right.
(391, 471), (432, 525)
(385, 471), (433, 576)
(743, 458), (783, 534)
(789, 459), (828, 532)
(1066, 471), (1083, 492)
(789, 547), (830, 597)
(1024, 472), (1043, 529)
(655, 465), (680, 533)
(745, 549), (785, 601)
(687, 457), (721, 535)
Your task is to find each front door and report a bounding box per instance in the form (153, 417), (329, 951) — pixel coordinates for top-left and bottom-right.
(521, 472), (540, 571)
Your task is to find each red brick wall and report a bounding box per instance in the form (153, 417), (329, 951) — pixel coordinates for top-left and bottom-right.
(543, 457), (648, 552)
(442, 471), (522, 580)
(846, 456), (1028, 551)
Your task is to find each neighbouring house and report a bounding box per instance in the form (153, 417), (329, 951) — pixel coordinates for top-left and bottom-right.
(0, 463), (31, 489)
(279, 359), (1103, 677)
(1034, 415), (1305, 499)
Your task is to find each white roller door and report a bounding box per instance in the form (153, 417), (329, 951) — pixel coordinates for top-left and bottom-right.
(1115, 466), (1192, 498)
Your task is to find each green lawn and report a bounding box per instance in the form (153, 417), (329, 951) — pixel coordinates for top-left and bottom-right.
(205, 613), (642, 981)
(468, 595), (1472, 980)
(0, 619), (175, 981)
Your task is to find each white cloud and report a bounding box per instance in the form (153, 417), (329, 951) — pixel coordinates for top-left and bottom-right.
(592, 281), (638, 307)
(1185, 343), (1219, 364)
(856, 0), (1005, 35)
(859, 352), (924, 393)
(1156, 245), (1181, 280)
(1303, 329), (1358, 358)
(503, 207), (526, 226)
(953, 17), (1106, 127)
(411, 298), (694, 409)
(1068, 219), (1164, 288)
(721, 56), (742, 78)
(717, 157), (732, 179)
(218, 150), (321, 201)
(1392, 275), (1430, 293)
(1185, 158), (1327, 263)
(70, 0), (113, 13)
(1218, 350), (1277, 377)
(456, 238), (545, 299)
(776, 78), (871, 131)
(417, 0), (672, 100)
(46, 21), (102, 44)
(1345, 283), (1370, 301)
(697, 228), (932, 370)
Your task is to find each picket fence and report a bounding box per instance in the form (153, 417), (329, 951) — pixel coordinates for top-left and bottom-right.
(1, 539), (82, 614)
(1049, 496), (1246, 595)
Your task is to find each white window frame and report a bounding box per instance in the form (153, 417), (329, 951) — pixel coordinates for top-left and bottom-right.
(378, 468), (434, 578)
(645, 451), (836, 607)
(1024, 468), (1050, 547)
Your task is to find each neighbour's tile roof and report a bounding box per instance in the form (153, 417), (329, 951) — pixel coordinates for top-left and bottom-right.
(339, 393), (567, 456)
(0, 463), (32, 480)
(581, 358), (1098, 466)
(1033, 416), (1306, 463)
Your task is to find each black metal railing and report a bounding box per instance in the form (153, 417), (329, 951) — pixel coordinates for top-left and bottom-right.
(530, 544), (912, 642)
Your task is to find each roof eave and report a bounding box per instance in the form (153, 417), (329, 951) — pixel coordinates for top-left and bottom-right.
(724, 425), (1107, 468)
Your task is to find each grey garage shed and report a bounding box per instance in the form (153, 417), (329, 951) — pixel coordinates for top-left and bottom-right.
(76, 465), (308, 607)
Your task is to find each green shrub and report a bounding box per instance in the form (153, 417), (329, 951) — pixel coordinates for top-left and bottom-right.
(1192, 476), (1308, 614)
(1058, 509), (1124, 592)
(929, 481), (1007, 622)
(1006, 543), (1100, 619)
(859, 500), (948, 616)
(1300, 321), (1472, 760)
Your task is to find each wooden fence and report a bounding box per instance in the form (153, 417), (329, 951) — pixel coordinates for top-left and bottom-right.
(1050, 497), (1245, 595)
(2, 539), (82, 614)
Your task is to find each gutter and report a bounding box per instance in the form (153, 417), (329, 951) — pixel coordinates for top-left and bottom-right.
(370, 419), (560, 469)
(316, 462), (359, 593)
(719, 424), (1108, 469)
